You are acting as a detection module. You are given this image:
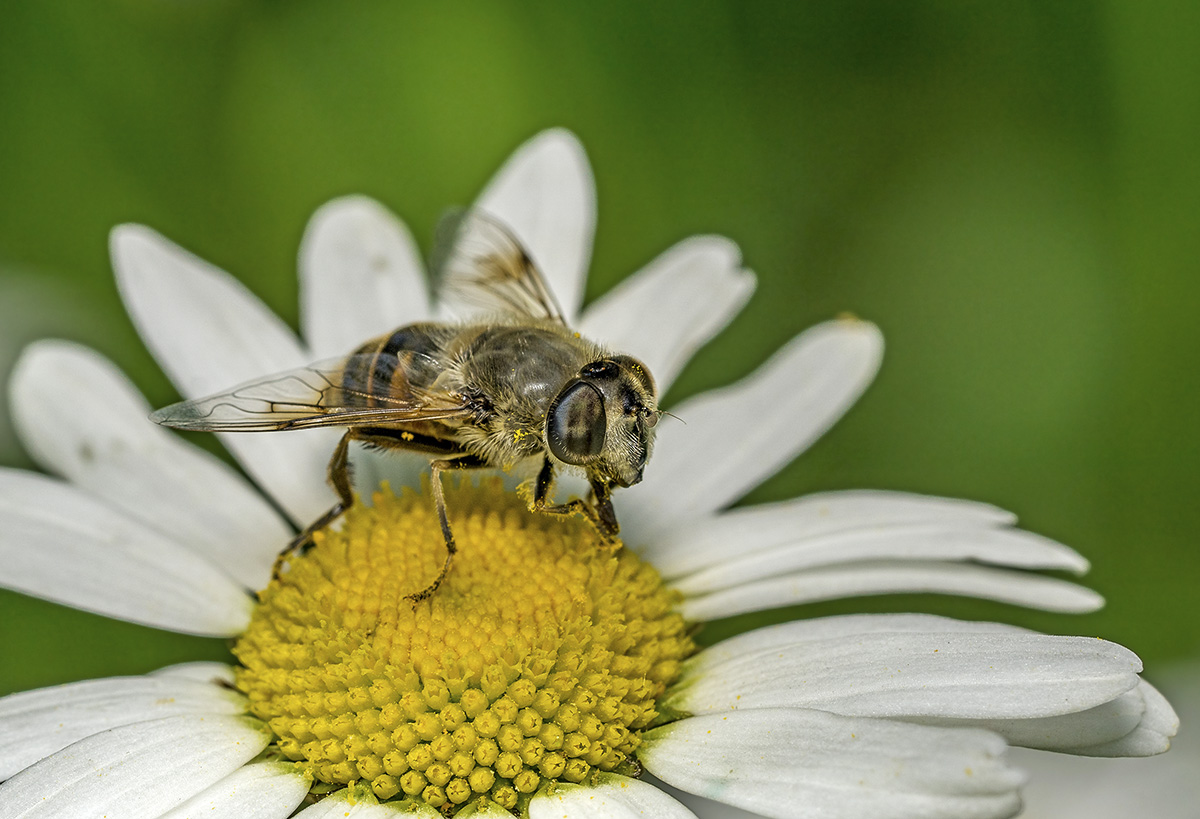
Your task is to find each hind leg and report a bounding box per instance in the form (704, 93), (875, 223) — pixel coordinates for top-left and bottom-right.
(272, 431), (354, 579)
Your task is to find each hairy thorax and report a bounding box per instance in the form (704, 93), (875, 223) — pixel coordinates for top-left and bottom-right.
(448, 323), (605, 468)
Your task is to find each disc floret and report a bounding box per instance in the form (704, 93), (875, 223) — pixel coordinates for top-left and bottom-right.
(233, 481), (693, 813)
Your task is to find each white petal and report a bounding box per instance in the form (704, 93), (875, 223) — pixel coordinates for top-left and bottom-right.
(623, 318), (884, 540)
(9, 341), (291, 590)
(151, 662), (237, 686)
(932, 679), (1177, 757)
(293, 790), (429, 818)
(111, 223), (336, 524)
(690, 613), (1026, 670)
(0, 468), (253, 636)
(0, 675), (246, 780)
(923, 684), (1143, 753)
(672, 524), (1088, 597)
(684, 618), (1153, 749)
(1137, 678), (1182, 738)
(158, 761), (310, 819)
(1063, 679), (1179, 756)
(0, 714), (269, 819)
(644, 489), (1018, 578)
(473, 129), (595, 322)
(679, 560), (1104, 621)
(1010, 665), (1195, 814)
(577, 236), (754, 394)
(639, 708), (1024, 819)
(665, 632), (1141, 721)
(300, 196), (430, 359)
(530, 773), (699, 819)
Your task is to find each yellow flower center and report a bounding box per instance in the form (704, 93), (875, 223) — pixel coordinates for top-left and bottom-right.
(233, 481), (693, 814)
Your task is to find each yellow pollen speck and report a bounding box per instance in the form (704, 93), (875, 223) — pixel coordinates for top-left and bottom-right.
(234, 481), (693, 814)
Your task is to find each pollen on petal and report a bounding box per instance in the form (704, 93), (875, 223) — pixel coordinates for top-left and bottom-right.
(234, 481), (693, 813)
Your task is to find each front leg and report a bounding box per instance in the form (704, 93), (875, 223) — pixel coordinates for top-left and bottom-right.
(273, 431), (355, 579)
(532, 457), (620, 542)
(589, 478), (619, 539)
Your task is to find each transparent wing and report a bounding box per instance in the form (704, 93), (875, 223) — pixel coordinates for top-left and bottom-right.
(150, 354), (473, 432)
(438, 210), (567, 324)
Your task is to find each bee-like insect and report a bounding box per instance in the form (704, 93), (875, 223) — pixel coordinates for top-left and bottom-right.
(151, 211), (661, 601)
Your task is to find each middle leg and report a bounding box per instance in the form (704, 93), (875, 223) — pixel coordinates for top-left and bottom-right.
(406, 453), (489, 604)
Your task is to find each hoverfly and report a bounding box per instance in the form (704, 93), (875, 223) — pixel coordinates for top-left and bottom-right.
(151, 211), (661, 602)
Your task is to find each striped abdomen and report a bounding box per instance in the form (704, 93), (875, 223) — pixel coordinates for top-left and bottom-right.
(342, 323), (451, 411)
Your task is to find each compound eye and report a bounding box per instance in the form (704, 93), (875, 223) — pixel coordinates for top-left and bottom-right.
(546, 380), (606, 465)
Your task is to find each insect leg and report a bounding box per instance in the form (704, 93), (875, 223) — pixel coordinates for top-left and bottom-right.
(406, 453), (489, 604)
(272, 431), (354, 579)
(531, 458), (621, 543)
(588, 477), (620, 540)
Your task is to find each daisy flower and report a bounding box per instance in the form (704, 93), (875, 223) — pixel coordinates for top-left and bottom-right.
(0, 130), (1176, 819)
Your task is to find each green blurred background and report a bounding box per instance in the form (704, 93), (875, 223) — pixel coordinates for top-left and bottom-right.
(1, 0), (1197, 698)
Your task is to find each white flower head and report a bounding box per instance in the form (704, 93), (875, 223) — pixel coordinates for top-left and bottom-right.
(0, 130), (1177, 819)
